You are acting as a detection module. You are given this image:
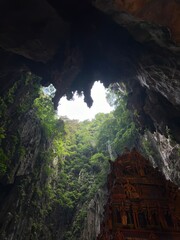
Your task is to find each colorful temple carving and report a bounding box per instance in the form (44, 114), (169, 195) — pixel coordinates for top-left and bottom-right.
(97, 149), (180, 240)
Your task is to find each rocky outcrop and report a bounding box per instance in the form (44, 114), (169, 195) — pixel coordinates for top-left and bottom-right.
(80, 189), (107, 240)
(93, 0), (180, 143)
(0, 0), (180, 146)
(141, 131), (180, 186)
(114, 0), (180, 44)
(0, 113), (49, 239)
(0, 75), (59, 240)
(127, 80), (180, 143)
(94, 0), (180, 45)
(0, 0), (69, 62)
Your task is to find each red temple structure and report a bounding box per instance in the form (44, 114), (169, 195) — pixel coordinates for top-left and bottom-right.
(97, 149), (180, 240)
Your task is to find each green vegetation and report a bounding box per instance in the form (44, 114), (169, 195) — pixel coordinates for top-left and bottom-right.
(0, 148), (8, 176)
(33, 84), (137, 239)
(34, 92), (62, 139)
(0, 76), (138, 239)
(26, 82), (138, 239)
(0, 73), (40, 179)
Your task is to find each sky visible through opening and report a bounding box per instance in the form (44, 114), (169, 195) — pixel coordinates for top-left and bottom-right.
(57, 81), (113, 121)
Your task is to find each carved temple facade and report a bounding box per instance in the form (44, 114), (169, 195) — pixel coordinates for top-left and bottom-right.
(97, 149), (180, 240)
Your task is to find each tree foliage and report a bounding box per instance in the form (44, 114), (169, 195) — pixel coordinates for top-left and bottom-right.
(45, 85), (138, 239)
(17, 81), (138, 239)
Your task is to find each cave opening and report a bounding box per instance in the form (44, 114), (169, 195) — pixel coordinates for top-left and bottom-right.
(0, 71), (140, 239)
(0, 0), (180, 239)
(57, 81), (114, 121)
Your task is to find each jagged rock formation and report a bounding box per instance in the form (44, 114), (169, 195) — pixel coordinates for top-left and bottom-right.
(97, 149), (180, 240)
(0, 0), (180, 143)
(140, 131), (180, 186)
(0, 76), (58, 240)
(94, 0), (180, 44)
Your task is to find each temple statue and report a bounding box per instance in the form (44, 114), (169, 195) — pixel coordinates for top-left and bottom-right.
(97, 149), (180, 240)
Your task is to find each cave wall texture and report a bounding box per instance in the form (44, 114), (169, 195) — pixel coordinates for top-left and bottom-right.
(0, 0), (180, 143)
(0, 0), (180, 239)
(141, 130), (180, 186)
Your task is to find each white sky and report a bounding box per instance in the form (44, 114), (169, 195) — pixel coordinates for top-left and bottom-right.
(57, 81), (113, 121)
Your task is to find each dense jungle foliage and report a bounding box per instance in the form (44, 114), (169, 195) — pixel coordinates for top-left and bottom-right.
(33, 83), (138, 239)
(0, 74), (138, 239)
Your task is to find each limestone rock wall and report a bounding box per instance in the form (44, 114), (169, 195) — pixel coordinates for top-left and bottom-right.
(0, 0), (69, 62)
(141, 131), (180, 186)
(80, 189), (107, 240)
(0, 76), (60, 240)
(0, 1), (180, 147)
(114, 0), (180, 44)
(94, 0), (180, 44)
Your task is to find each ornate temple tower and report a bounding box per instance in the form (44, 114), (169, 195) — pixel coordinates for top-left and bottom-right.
(97, 149), (180, 240)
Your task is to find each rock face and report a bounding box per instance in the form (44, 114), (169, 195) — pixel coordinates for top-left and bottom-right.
(93, 0), (180, 50)
(80, 189), (107, 240)
(0, 117), (48, 239)
(0, 0), (180, 145)
(0, 76), (57, 240)
(114, 0), (180, 44)
(93, 0), (180, 143)
(141, 131), (180, 186)
(0, 0), (69, 62)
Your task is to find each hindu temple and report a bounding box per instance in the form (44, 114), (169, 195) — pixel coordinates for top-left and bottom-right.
(97, 149), (180, 240)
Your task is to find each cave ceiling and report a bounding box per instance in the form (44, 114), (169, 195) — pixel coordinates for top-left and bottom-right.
(0, 0), (180, 142)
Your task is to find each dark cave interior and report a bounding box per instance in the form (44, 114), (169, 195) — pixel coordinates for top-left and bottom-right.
(0, 1), (180, 240)
(0, 0), (180, 143)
